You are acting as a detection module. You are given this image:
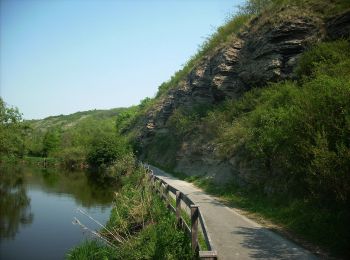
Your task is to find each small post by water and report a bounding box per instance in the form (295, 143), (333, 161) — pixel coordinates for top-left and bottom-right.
(191, 204), (199, 255)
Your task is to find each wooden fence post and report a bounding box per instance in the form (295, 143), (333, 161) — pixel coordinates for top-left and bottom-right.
(154, 178), (159, 193)
(164, 184), (169, 207)
(176, 191), (181, 223)
(151, 175), (156, 190)
(191, 204), (199, 256)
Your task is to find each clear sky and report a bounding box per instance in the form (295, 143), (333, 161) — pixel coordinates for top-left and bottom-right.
(1, 0), (245, 119)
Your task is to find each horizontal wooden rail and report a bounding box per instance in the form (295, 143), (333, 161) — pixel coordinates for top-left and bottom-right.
(143, 164), (218, 259)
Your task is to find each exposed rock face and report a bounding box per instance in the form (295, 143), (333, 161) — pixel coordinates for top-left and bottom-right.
(143, 15), (321, 136)
(238, 17), (320, 86)
(140, 9), (350, 183)
(327, 10), (350, 39)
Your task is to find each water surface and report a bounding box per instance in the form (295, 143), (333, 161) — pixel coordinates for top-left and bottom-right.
(0, 165), (115, 260)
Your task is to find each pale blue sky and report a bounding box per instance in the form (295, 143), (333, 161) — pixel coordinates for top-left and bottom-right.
(1, 0), (245, 119)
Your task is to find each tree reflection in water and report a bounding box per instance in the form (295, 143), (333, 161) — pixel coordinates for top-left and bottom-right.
(0, 168), (34, 240)
(0, 165), (115, 241)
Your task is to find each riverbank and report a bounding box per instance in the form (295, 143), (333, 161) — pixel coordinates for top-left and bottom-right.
(67, 160), (193, 259)
(0, 156), (89, 170)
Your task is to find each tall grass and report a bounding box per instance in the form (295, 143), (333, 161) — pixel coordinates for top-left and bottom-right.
(67, 158), (192, 259)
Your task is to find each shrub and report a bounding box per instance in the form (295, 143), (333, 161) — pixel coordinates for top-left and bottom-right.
(57, 146), (86, 168)
(87, 133), (129, 168)
(296, 40), (350, 78)
(106, 152), (136, 178)
(0, 98), (25, 159)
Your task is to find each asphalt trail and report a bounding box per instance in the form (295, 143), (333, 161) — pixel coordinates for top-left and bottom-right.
(149, 165), (317, 260)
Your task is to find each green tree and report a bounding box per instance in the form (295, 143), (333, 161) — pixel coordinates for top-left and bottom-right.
(42, 130), (60, 157)
(0, 98), (24, 158)
(87, 133), (129, 168)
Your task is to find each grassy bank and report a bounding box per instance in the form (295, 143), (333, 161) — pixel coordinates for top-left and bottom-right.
(67, 158), (192, 260)
(23, 156), (62, 168)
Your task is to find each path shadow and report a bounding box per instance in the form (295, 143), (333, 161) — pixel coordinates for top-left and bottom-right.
(232, 226), (317, 259)
(185, 190), (225, 207)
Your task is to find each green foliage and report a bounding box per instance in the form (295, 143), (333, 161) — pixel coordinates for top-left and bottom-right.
(240, 0), (350, 17)
(144, 133), (180, 169)
(296, 40), (350, 78)
(105, 152), (136, 179)
(138, 97), (153, 110)
(42, 130), (60, 157)
(68, 160), (191, 260)
(115, 106), (140, 134)
(0, 98), (22, 124)
(67, 240), (116, 259)
(240, 0), (274, 14)
(25, 108), (124, 167)
(216, 41), (350, 202)
(0, 98), (26, 159)
(56, 146), (86, 168)
(87, 133), (129, 168)
(142, 103), (216, 167)
(166, 104), (213, 139)
(168, 108), (198, 139)
(107, 165), (191, 259)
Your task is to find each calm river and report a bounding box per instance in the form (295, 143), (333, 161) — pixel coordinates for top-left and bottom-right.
(0, 165), (115, 260)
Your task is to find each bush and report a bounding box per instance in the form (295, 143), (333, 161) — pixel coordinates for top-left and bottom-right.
(57, 146), (86, 168)
(106, 153), (136, 178)
(87, 133), (129, 168)
(0, 98), (25, 159)
(296, 40), (350, 78)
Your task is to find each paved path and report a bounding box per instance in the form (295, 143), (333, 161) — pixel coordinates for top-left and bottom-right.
(149, 165), (317, 260)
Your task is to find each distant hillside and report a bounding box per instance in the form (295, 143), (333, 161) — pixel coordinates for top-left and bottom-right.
(27, 108), (125, 132)
(25, 107), (125, 163)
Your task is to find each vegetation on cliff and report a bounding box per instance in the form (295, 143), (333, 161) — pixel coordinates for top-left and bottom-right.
(108, 0), (350, 257)
(191, 40), (350, 256)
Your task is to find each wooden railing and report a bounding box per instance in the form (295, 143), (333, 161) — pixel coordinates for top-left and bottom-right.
(144, 166), (218, 259)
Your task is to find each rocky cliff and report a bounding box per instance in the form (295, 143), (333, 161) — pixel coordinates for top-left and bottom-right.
(138, 7), (350, 184)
